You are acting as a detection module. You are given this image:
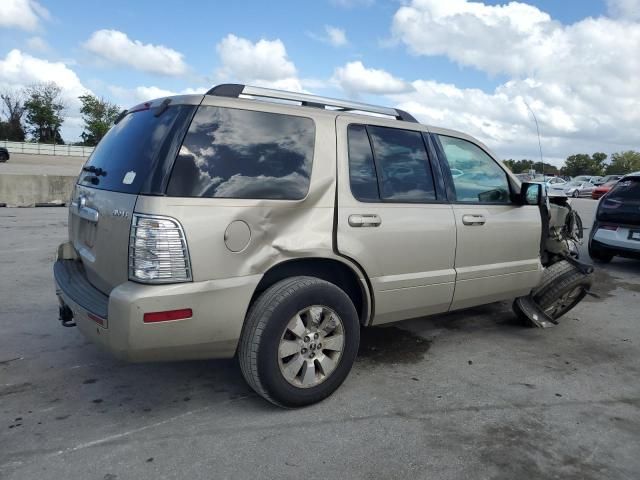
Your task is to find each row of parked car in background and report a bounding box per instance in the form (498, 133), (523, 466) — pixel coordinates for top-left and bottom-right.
(514, 173), (623, 199)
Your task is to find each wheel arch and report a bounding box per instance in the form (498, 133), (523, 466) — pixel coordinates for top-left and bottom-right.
(249, 257), (372, 326)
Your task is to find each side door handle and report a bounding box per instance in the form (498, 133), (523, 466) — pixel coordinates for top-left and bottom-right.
(349, 214), (382, 228)
(462, 214), (486, 226)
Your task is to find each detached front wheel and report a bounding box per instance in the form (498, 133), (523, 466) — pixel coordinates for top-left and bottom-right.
(239, 276), (360, 408)
(532, 260), (592, 320)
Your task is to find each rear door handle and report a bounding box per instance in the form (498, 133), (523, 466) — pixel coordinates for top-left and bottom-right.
(349, 214), (382, 227)
(462, 214), (486, 226)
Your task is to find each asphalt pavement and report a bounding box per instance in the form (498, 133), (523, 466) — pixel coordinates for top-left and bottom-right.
(1, 200), (639, 480)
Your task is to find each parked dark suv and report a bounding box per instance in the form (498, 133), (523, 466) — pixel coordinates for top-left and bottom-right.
(0, 147), (9, 162)
(589, 172), (640, 262)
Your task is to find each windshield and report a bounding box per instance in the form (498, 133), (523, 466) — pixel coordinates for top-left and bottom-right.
(566, 181), (583, 187)
(573, 176), (589, 182)
(78, 105), (195, 194)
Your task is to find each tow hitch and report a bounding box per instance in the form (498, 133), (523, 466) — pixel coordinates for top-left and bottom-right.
(59, 304), (76, 327)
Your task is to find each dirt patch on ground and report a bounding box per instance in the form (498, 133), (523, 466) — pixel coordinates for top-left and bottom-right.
(585, 268), (640, 302)
(357, 326), (432, 364)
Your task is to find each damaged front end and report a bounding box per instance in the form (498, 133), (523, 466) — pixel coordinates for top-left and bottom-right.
(514, 191), (594, 327)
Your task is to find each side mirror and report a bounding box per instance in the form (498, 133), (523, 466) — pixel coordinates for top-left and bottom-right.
(519, 182), (543, 205)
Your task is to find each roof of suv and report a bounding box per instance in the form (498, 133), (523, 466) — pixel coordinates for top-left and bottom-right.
(126, 83), (500, 164)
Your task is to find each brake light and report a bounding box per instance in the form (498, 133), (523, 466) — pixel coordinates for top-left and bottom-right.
(129, 214), (192, 283)
(143, 308), (193, 323)
(599, 225), (618, 231)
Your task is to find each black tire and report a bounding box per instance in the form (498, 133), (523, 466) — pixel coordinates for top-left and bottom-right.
(572, 190), (580, 198)
(532, 260), (592, 320)
(589, 242), (613, 263)
(238, 276), (360, 408)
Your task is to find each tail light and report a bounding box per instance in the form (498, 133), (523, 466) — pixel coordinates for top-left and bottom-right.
(129, 214), (192, 283)
(599, 224), (618, 231)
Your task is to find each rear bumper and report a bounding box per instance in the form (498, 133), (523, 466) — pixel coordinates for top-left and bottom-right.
(590, 224), (640, 258)
(54, 243), (261, 362)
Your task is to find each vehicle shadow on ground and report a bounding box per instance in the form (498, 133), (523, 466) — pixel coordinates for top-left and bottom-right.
(61, 301), (521, 415)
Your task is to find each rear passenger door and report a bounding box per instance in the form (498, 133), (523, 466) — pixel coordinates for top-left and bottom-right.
(431, 132), (542, 310)
(335, 117), (457, 325)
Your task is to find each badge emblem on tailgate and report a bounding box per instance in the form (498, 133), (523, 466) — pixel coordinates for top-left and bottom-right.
(112, 209), (130, 219)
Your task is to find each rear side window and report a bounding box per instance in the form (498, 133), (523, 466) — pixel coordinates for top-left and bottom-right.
(347, 124), (436, 202)
(79, 105), (194, 194)
(347, 125), (379, 202)
(608, 178), (640, 200)
(437, 135), (510, 203)
(167, 107), (315, 200)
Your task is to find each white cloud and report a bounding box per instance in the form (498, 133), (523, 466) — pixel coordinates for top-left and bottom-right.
(310, 26), (349, 47)
(0, 0), (49, 31)
(386, 0), (640, 164)
(333, 61), (414, 94)
(607, 0), (640, 20)
(107, 85), (207, 107)
(0, 49), (88, 106)
(0, 49), (90, 141)
(215, 34), (303, 91)
(25, 36), (49, 52)
(83, 29), (188, 76)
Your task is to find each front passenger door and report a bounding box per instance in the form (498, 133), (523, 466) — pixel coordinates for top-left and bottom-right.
(432, 133), (542, 310)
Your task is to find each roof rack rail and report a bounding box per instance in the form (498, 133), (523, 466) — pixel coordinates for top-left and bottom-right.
(206, 83), (418, 123)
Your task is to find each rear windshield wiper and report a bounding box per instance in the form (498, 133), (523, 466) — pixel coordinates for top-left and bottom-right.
(82, 166), (107, 177)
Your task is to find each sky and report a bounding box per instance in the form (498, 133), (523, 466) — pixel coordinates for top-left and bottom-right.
(1, 0), (639, 166)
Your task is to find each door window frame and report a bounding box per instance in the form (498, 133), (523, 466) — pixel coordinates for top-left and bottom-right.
(430, 133), (514, 205)
(346, 122), (448, 204)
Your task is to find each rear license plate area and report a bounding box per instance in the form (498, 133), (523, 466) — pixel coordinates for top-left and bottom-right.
(629, 230), (640, 241)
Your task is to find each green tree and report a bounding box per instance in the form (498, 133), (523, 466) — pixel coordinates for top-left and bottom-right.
(606, 151), (640, 174)
(503, 158), (558, 175)
(0, 90), (26, 141)
(78, 94), (120, 146)
(561, 153), (607, 177)
(23, 82), (66, 144)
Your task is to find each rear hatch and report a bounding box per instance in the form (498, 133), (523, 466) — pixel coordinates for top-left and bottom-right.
(70, 98), (198, 294)
(597, 176), (640, 226)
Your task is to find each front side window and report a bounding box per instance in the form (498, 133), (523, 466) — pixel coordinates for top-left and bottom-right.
(367, 126), (436, 202)
(167, 107), (315, 200)
(437, 135), (510, 203)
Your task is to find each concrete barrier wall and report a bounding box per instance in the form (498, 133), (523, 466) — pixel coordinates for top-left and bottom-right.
(0, 174), (75, 207)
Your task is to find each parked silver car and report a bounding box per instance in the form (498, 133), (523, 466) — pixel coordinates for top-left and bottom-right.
(550, 180), (594, 197)
(54, 84), (592, 407)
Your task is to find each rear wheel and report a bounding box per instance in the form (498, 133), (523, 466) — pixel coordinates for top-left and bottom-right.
(589, 242), (613, 263)
(238, 276), (360, 408)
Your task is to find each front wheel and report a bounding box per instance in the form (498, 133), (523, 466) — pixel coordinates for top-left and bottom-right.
(238, 276), (360, 408)
(533, 260), (592, 320)
(572, 190), (580, 198)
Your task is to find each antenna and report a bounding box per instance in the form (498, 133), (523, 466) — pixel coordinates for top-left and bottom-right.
(524, 100), (544, 177)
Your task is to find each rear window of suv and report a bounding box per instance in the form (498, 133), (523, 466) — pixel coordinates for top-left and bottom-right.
(78, 105), (195, 194)
(166, 106), (315, 200)
(608, 177), (640, 200)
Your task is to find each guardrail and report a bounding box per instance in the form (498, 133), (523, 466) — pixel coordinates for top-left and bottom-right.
(1, 140), (94, 157)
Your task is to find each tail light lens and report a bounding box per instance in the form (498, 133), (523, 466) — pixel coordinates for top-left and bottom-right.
(129, 214), (192, 283)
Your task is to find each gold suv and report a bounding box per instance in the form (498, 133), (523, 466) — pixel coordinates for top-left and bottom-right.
(55, 84), (556, 407)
